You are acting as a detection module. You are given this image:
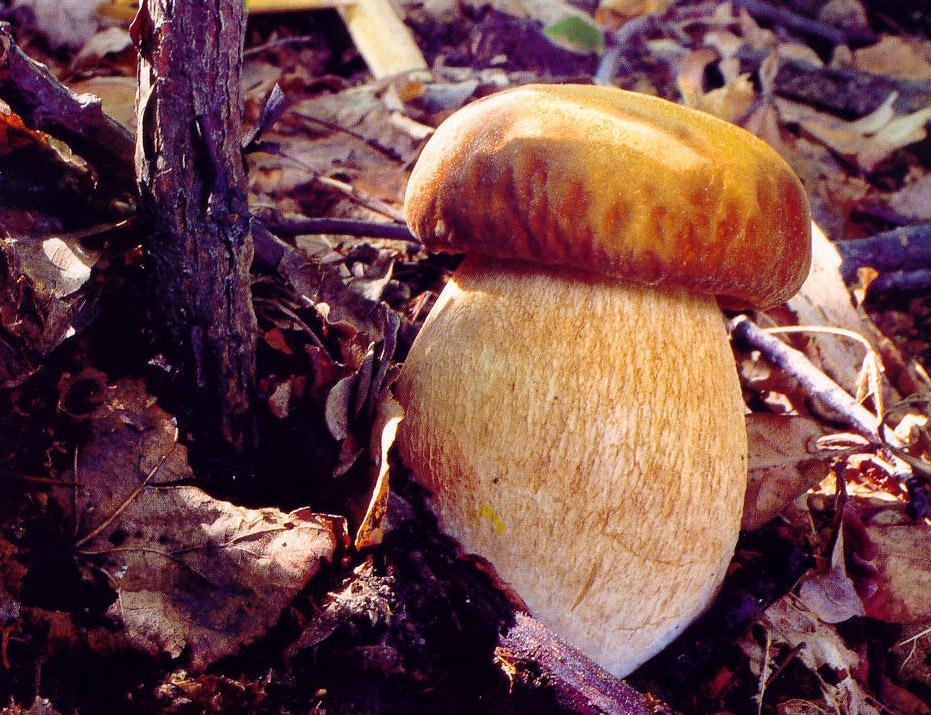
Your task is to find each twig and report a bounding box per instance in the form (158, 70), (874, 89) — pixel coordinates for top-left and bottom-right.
(274, 150), (406, 222)
(732, 0), (876, 45)
(266, 217), (419, 244)
(0, 22), (135, 196)
(762, 325), (885, 421)
(835, 224), (931, 283)
(737, 47), (931, 116)
(299, 114), (405, 163)
(867, 269), (931, 296)
(244, 35), (320, 59)
(497, 613), (671, 715)
(729, 316), (879, 437)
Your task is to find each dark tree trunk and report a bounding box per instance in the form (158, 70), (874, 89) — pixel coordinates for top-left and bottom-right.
(132, 0), (256, 452)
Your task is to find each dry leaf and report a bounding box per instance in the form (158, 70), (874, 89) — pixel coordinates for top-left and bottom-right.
(798, 523), (866, 624)
(355, 393), (404, 549)
(784, 223), (892, 403)
(743, 595), (881, 715)
(52, 380), (341, 670)
(888, 172), (931, 222)
(13, 0), (103, 49)
(72, 26), (133, 68)
(69, 77), (137, 132)
(775, 95), (931, 171)
(859, 504), (931, 624)
(854, 35), (931, 81)
(743, 414), (831, 531)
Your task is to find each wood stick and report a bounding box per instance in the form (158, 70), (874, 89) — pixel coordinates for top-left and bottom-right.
(134, 0), (257, 452)
(732, 0), (876, 45)
(729, 315), (879, 437)
(835, 224), (931, 283)
(266, 217), (419, 243)
(498, 613), (671, 715)
(0, 22), (135, 197)
(737, 47), (931, 116)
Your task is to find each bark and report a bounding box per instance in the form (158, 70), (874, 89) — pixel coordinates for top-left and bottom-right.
(0, 22), (135, 199)
(132, 0), (257, 451)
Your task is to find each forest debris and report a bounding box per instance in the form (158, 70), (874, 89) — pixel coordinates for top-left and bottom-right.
(853, 35), (931, 82)
(0, 22), (136, 198)
(737, 46), (931, 117)
(67, 76), (136, 131)
(797, 521), (866, 624)
(51, 379), (341, 670)
(836, 223), (931, 285)
(730, 316), (879, 437)
(889, 174), (931, 222)
(12, 0), (102, 49)
(497, 613), (671, 715)
(743, 414), (834, 530)
(784, 224), (892, 400)
(337, 0), (427, 79)
(676, 47), (754, 122)
(774, 94), (931, 171)
(0, 229), (99, 388)
(71, 26), (133, 70)
(733, 0), (874, 45)
(354, 393), (403, 549)
(857, 503), (931, 623)
(741, 595), (880, 715)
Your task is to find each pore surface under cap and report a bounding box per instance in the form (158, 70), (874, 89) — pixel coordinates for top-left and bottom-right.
(404, 83), (811, 308)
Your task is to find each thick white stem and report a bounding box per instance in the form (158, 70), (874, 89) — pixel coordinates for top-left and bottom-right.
(396, 255), (748, 676)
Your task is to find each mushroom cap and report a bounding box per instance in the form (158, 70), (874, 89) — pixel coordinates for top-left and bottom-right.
(404, 83), (811, 308)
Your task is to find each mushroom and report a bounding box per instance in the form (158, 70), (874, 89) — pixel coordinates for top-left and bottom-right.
(395, 84), (811, 677)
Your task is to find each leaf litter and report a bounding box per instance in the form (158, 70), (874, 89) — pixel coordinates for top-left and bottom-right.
(2, 0), (931, 712)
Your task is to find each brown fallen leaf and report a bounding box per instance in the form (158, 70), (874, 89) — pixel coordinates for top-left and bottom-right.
(52, 379), (342, 670)
(743, 413), (833, 531)
(853, 35), (931, 82)
(857, 502), (931, 624)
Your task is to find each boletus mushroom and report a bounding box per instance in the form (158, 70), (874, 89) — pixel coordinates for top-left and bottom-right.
(395, 84), (811, 677)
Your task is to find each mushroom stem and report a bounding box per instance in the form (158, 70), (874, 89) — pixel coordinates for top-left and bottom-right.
(396, 254), (749, 677)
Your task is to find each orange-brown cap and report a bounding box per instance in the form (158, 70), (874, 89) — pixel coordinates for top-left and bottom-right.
(404, 84), (811, 308)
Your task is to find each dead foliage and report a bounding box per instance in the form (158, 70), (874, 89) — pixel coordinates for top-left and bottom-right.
(0, 0), (930, 712)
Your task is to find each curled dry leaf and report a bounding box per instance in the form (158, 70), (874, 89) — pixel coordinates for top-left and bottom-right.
(52, 379), (341, 670)
(0, 232), (98, 388)
(355, 392), (404, 550)
(798, 520), (866, 624)
(775, 94), (931, 172)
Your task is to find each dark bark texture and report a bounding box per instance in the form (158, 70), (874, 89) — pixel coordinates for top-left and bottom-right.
(132, 0), (257, 451)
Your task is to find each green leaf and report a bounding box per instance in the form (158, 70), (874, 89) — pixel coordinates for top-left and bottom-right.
(543, 15), (606, 55)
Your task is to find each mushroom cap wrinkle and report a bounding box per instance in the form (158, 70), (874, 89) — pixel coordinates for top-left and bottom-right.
(396, 84), (812, 677)
(405, 84), (811, 308)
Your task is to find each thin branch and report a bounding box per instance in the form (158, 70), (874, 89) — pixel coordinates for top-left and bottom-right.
(299, 114), (405, 163)
(733, 0), (876, 45)
(730, 316), (879, 437)
(267, 217), (419, 244)
(835, 224), (931, 284)
(497, 613), (671, 715)
(0, 22), (135, 196)
(244, 34), (320, 59)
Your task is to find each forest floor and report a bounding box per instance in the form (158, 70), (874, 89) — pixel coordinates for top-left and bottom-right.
(0, 0), (930, 713)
